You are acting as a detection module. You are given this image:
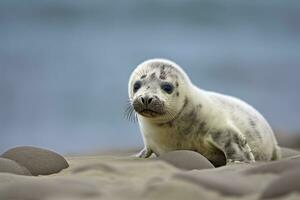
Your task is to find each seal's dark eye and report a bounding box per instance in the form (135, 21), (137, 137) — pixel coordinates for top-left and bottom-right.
(133, 81), (142, 93)
(161, 83), (174, 94)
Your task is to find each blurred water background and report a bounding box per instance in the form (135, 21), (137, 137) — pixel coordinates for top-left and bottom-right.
(0, 0), (299, 154)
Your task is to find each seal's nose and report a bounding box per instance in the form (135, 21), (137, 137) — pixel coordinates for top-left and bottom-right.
(140, 96), (153, 106)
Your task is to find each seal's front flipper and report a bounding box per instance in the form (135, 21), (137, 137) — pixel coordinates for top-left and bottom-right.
(208, 128), (255, 164)
(135, 147), (153, 158)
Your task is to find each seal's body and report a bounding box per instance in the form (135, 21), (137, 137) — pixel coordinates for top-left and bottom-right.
(128, 59), (280, 166)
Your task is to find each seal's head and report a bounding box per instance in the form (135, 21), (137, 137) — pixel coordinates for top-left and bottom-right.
(128, 59), (191, 123)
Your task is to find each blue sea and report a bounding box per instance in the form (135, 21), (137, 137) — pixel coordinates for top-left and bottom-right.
(0, 0), (299, 154)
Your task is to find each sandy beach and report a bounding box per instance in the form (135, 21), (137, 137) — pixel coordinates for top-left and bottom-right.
(1, 133), (300, 200)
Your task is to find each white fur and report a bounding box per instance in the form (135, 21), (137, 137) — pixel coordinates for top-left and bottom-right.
(129, 59), (281, 163)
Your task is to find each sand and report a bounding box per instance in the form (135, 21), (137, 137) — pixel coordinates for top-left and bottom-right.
(1, 147), (300, 200)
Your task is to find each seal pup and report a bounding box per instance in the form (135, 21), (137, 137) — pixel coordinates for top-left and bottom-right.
(127, 58), (281, 166)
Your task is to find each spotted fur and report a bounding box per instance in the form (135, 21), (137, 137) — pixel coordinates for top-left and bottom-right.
(128, 58), (281, 166)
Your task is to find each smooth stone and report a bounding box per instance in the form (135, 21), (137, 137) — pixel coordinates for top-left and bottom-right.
(1, 146), (69, 176)
(260, 170), (300, 199)
(173, 171), (256, 196)
(0, 178), (100, 200)
(158, 150), (215, 170)
(0, 157), (31, 176)
(244, 158), (300, 175)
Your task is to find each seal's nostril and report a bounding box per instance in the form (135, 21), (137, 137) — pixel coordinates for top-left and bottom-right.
(140, 96), (153, 106)
(148, 97), (153, 104)
(141, 97), (145, 104)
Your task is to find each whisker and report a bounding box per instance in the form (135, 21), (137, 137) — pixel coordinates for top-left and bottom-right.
(124, 99), (138, 123)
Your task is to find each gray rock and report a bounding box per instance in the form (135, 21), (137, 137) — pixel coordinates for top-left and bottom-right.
(0, 157), (31, 176)
(260, 169), (300, 199)
(1, 146), (69, 176)
(158, 150), (214, 170)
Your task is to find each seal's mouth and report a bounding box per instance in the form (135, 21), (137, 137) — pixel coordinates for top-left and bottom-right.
(138, 109), (163, 118)
(132, 96), (165, 118)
